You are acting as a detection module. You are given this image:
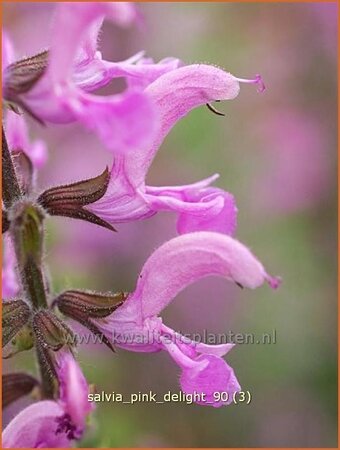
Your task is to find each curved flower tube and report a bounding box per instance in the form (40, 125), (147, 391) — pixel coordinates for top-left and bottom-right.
(91, 232), (280, 407)
(2, 353), (93, 448)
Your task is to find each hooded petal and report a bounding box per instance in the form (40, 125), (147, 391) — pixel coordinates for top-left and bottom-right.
(116, 231), (279, 320)
(180, 354), (241, 407)
(56, 351), (93, 432)
(2, 401), (70, 448)
(123, 64), (241, 187)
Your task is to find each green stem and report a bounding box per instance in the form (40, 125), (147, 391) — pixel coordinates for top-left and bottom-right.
(22, 257), (48, 309)
(2, 126), (53, 398)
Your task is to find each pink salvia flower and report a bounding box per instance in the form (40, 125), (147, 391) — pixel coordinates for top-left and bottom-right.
(91, 231), (280, 407)
(2, 401), (71, 449)
(56, 351), (94, 437)
(2, 353), (93, 448)
(88, 64), (245, 234)
(3, 3), (183, 153)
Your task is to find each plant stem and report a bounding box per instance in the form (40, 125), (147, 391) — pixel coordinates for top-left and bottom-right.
(2, 126), (53, 397)
(22, 257), (48, 310)
(2, 127), (22, 209)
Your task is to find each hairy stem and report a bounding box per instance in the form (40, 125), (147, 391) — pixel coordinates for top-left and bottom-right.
(22, 257), (48, 310)
(2, 127), (22, 208)
(2, 126), (53, 397)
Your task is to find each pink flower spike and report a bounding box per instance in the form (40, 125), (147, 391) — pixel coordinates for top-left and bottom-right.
(234, 73), (266, 93)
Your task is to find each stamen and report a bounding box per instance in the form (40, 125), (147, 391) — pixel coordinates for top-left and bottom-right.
(234, 74), (266, 93)
(206, 102), (225, 117)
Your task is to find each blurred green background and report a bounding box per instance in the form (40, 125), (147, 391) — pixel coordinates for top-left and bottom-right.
(3, 2), (337, 447)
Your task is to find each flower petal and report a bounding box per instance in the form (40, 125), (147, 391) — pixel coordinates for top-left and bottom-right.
(48, 2), (138, 83)
(144, 180), (238, 235)
(161, 336), (240, 407)
(161, 323), (235, 357)
(56, 351), (93, 432)
(2, 401), (70, 448)
(71, 89), (158, 153)
(120, 231), (279, 319)
(18, 2), (158, 153)
(2, 30), (15, 71)
(124, 56), (183, 90)
(180, 354), (241, 407)
(126, 64), (241, 186)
